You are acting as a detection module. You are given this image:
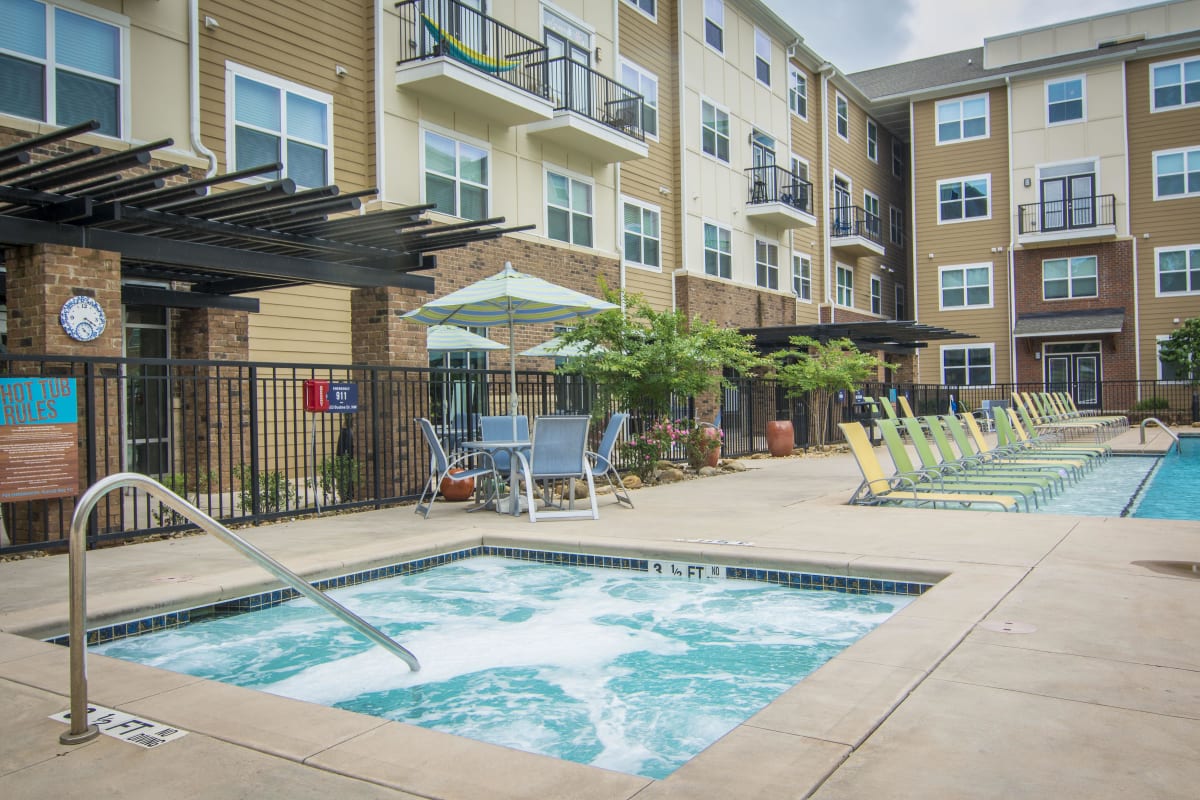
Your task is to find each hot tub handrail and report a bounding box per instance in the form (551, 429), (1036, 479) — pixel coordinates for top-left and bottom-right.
(60, 472), (420, 745)
(1139, 417), (1182, 453)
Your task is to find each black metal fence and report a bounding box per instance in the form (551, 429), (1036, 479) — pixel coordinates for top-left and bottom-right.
(540, 57), (645, 140)
(1017, 194), (1116, 235)
(830, 205), (883, 245)
(745, 165), (812, 214)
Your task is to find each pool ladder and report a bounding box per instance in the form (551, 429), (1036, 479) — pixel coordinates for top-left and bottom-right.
(59, 473), (420, 745)
(1139, 417), (1182, 454)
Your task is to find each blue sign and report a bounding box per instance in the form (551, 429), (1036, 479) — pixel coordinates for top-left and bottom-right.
(0, 377), (77, 425)
(327, 382), (358, 413)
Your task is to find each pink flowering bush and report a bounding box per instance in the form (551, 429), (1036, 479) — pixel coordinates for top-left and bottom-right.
(623, 418), (723, 479)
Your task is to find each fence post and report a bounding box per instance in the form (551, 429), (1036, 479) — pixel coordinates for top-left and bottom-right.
(248, 366), (260, 517)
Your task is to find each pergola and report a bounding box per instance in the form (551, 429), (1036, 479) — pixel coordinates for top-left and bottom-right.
(742, 320), (976, 355)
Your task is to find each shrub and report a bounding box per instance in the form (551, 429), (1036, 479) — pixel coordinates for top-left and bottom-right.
(318, 454), (361, 503)
(151, 472), (213, 526)
(1132, 397), (1170, 412)
(621, 418), (723, 479)
(233, 464), (298, 514)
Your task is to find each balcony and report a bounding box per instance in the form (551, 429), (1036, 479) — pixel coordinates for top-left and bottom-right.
(829, 206), (885, 257)
(743, 165), (816, 229)
(525, 58), (648, 162)
(394, 0), (554, 126)
(1017, 194), (1116, 245)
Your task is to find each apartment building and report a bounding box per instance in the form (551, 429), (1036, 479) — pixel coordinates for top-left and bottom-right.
(852, 0), (1200, 404)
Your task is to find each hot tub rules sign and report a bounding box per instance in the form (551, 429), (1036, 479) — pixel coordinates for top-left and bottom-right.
(0, 377), (78, 502)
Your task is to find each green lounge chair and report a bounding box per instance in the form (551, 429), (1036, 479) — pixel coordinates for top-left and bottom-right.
(993, 408), (1102, 471)
(901, 415), (1078, 485)
(938, 415), (1065, 496)
(919, 416), (1064, 497)
(1010, 406), (1110, 458)
(961, 413), (1090, 478)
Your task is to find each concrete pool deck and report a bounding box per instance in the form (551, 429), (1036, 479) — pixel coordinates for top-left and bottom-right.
(0, 424), (1197, 798)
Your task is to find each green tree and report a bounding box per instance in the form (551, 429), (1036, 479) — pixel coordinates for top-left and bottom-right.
(1159, 317), (1200, 386)
(768, 336), (893, 445)
(556, 282), (765, 419)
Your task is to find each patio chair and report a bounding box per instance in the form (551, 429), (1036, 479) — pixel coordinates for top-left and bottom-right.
(514, 415), (599, 522)
(587, 412), (633, 508)
(480, 415), (531, 476)
(414, 417), (500, 519)
(838, 422), (1020, 512)
(960, 412), (1091, 478)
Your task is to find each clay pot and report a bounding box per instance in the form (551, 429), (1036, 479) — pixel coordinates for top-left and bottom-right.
(440, 468), (475, 501)
(702, 426), (721, 468)
(766, 420), (795, 457)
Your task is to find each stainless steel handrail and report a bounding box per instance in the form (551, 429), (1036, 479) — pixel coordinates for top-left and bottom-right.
(60, 472), (419, 744)
(1139, 417), (1182, 453)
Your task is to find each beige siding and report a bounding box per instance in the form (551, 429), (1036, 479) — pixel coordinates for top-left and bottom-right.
(247, 285), (353, 364)
(788, 59), (823, 321)
(912, 87), (1012, 383)
(1127, 50), (1200, 378)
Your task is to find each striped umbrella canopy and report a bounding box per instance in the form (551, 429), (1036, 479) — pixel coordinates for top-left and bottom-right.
(403, 262), (618, 417)
(426, 325), (506, 354)
(520, 335), (606, 358)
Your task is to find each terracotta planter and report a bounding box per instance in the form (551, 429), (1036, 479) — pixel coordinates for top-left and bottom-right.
(702, 426), (721, 468)
(440, 468), (474, 501)
(766, 420), (794, 457)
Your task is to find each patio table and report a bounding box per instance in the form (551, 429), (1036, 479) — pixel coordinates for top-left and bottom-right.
(462, 440), (531, 516)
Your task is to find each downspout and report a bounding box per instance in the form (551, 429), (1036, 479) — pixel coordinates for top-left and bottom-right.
(909, 99), (918, 379)
(1123, 62), (1141, 391)
(819, 64), (834, 322)
(188, 0), (218, 176)
(614, 0), (625, 306)
(374, 0), (386, 205)
(1006, 76), (1017, 383)
(672, 0), (686, 313)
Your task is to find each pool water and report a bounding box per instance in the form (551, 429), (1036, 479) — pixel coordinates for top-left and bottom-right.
(1038, 456), (1157, 517)
(92, 557), (914, 779)
(1131, 436), (1200, 519)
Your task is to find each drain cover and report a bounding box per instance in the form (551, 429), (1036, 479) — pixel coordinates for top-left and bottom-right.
(977, 620), (1037, 634)
(1132, 560), (1200, 579)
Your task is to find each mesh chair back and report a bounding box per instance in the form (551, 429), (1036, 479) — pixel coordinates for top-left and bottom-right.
(530, 416), (590, 478)
(480, 415), (529, 471)
(417, 417), (450, 473)
(592, 412), (627, 472)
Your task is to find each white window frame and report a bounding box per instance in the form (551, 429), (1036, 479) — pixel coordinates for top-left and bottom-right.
(1152, 145), (1200, 200)
(835, 264), (854, 307)
(0, 0), (132, 139)
(862, 190), (880, 223)
(703, 0), (724, 54)
(835, 91), (849, 142)
(755, 239), (779, 290)
(700, 97), (730, 163)
(937, 174), (991, 223)
(702, 219), (732, 279)
(792, 252), (812, 302)
(620, 58), (659, 140)
(870, 275), (883, 315)
(789, 153), (809, 184)
(866, 119), (878, 162)
(892, 137), (904, 178)
(935, 93), (989, 144)
(1150, 55), (1200, 112)
(889, 205), (904, 246)
(1045, 75), (1085, 126)
(1157, 334), (1197, 381)
(622, 0), (656, 23)
(420, 126), (490, 219)
(940, 343), (995, 387)
(938, 263), (994, 310)
(1042, 255), (1098, 300)
(544, 167), (594, 247)
(621, 196), (661, 272)
(227, 62), (334, 189)
(1154, 245), (1200, 297)
(754, 28), (771, 87)
(895, 284), (906, 319)
(789, 65), (807, 119)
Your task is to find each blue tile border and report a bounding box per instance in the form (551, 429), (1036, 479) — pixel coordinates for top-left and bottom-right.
(47, 546), (931, 648)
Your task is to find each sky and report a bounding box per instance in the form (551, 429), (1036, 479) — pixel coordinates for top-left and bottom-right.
(762, 0), (1151, 73)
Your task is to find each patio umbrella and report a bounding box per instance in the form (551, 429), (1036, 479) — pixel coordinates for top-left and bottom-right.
(519, 335), (606, 358)
(403, 262), (618, 430)
(426, 325), (506, 354)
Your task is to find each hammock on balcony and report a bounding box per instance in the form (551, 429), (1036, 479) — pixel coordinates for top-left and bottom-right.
(421, 14), (521, 73)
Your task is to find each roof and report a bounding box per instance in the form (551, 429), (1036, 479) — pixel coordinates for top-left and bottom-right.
(1012, 308), (1125, 338)
(0, 121), (530, 310)
(741, 320), (976, 354)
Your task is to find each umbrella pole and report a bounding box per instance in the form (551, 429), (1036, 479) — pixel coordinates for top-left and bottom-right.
(508, 310), (519, 436)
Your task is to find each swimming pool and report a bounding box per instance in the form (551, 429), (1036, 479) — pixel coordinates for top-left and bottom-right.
(1131, 436), (1200, 519)
(87, 550), (922, 779)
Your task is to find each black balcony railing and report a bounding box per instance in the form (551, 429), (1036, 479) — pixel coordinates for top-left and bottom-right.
(537, 57), (645, 140)
(745, 165), (812, 214)
(396, 0), (548, 98)
(1018, 194), (1116, 235)
(829, 205), (882, 244)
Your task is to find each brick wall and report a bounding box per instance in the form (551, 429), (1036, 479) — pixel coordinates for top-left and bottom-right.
(176, 308), (251, 482)
(674, 274), (794, 329)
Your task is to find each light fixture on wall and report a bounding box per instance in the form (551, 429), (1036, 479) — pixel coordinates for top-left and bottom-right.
(1034, 352), (1041, 360)
(204, 15), (219, 30)
(1023, 177), (1031, 187)
(335, 65), (348, 77)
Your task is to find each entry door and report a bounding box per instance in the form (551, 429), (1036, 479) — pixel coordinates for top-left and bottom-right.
(1045, 351), (1100, 409)
(124, 306), (170, 475)
(545, 22), (590, 113)
(832, 176), (851, 233)
(1039, 172), (1095, 232)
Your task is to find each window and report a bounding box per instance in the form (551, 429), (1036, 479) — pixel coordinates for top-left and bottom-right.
(892, 137), (904, 178)
(792, 254), (811, 300)
(755, 240), (779, 290)
(889, 205), (904, 246)
(1156, 246), (1200, 296)
(0, 0), (126, 137)
(546, 171), (592, 246)
(703, 222), (731, 278)
(1043, 256), (1097, 299)
(703, 0), (723, 52)
(789, 66), (807, 118)
(1153, 146), (1200, 199)
(836, 265), (854, 306)
(941, 345), (994, 386)
(938, 175), (990, 222)
(789, 154), (809, 184)
(866, 119), (878, 162)
(835, 92), (849, 141)
(701, 99), (729, 162)
(622, 0), (655, 19)
(936, 94), (988, 143)
(424, 130), (488, 219)
(870, 276), (882, 314)
(1047, 76), (1084, 124)
(620, 60), (658, 138)
(895, 284), (906, 319)
(1151, 55), (1200, 111)
(1158, 335), (1196, 380)
(623, 198), (660, 270)
(754, 28), (771, 86)
(229, 65), (332, 188)
(939, 264), (992, 309)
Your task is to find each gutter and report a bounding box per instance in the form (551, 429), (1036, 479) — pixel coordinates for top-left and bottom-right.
(820, 63), (834, 322)
(188, 0), (218, 176)
(1006, 75), (1017, 383)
